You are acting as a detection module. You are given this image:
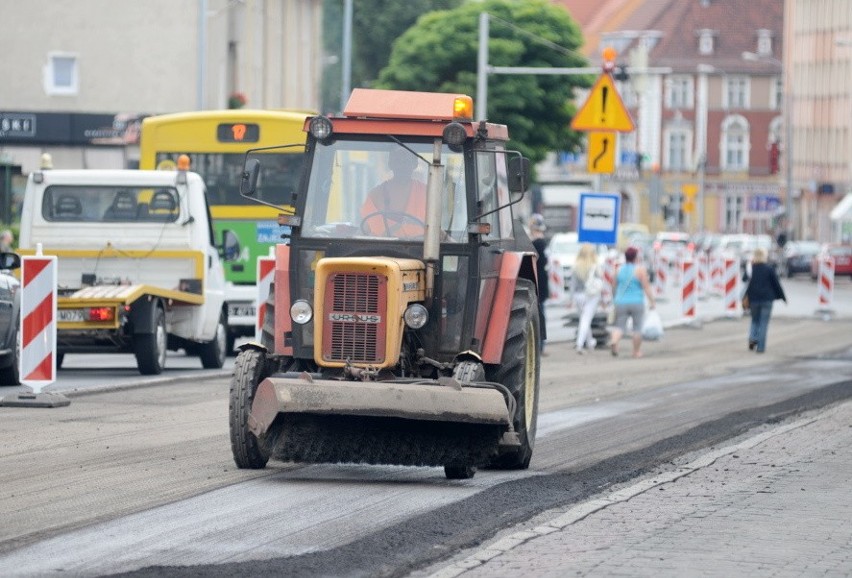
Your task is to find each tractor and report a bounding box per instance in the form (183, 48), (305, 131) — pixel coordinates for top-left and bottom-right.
(230, 88), (542, 479)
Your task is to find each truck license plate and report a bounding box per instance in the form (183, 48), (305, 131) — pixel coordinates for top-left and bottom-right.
(58, 309), (86, 322)
(228, 303), (256, 317)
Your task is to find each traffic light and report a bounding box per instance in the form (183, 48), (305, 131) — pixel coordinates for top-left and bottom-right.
(613, 65), (629, 82)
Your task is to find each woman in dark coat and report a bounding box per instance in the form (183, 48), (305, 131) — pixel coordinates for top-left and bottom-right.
(743, 247), (787, 353)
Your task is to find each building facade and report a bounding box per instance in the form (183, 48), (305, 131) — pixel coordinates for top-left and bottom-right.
(786, 0), (852, 242)
(0, 0), (322, 215)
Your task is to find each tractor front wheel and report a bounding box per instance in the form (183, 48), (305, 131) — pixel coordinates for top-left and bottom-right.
(229, 348), (272, 469)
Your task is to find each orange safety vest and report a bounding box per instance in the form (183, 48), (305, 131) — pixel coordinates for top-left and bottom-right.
(360, 180), (427, 237)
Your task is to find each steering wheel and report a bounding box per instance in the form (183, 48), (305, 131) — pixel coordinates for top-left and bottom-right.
(359, 211), (427, 237)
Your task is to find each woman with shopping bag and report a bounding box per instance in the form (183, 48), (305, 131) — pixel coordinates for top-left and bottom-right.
(570, 243), (603, 354)
(610, 246), (656, 358)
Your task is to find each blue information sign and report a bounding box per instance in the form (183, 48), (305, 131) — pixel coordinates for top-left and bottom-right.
(577, 193), (620, 245)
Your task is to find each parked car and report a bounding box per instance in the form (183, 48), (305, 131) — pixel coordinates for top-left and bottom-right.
(547, 232), (608, 293)
(0, 251), (22, 385)
(719, 234), (777, 272)
(780, 240), (821, 278)
(653, 231), (691, 264)
(810, 244), (852, 280)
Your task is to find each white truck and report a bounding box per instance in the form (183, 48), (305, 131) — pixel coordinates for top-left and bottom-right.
(18, 169), (230, 374)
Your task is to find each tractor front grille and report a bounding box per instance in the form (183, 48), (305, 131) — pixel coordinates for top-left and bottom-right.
(322, 272), (387, 364)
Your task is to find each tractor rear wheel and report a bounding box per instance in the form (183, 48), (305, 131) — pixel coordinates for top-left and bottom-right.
(229, 348), (272, 469)
(486, 279), (540, 469)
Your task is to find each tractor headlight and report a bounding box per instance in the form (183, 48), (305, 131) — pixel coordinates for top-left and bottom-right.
(290, 300), (313, 325)
(403, 304), (429, 329)
(309, 116), (333, 141)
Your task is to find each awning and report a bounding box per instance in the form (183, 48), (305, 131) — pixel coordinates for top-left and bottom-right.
(830, 193), (852, 221)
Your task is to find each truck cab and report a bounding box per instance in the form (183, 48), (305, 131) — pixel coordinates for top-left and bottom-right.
(18, 168), (229, 374)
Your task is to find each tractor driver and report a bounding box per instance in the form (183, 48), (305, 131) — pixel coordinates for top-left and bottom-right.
(360, 147), (427, 237)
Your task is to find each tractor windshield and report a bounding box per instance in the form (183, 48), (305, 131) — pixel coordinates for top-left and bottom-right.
(301, 139), (468, 242)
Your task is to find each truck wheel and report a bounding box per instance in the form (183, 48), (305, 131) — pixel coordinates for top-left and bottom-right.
(199, 310), (227, 369)
(0, 315), (21, 385)
(486, 279), (540, 470)
(230, 348), (271, 469)
(135, 306), (167, 375)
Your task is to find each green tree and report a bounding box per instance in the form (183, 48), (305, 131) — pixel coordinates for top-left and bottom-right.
(321, 0), (462, 113)
(375, 0), (591, 164)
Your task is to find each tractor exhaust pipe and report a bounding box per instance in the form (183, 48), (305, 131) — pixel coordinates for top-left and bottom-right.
(423, 138), (444, 303)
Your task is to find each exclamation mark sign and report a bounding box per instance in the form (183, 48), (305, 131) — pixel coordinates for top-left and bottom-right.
(600, 86), (609, 124)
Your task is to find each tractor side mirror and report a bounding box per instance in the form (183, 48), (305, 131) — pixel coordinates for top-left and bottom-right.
(240, 158), (261, 197)
(507, 156), (530, 194)
(221, 230), (241, 262)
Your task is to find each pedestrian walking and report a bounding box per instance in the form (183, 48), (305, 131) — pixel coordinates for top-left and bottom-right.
(0, 230), (13, 252)
(609, 246), (656, 358)
(529, 214), (549, 355)
(743, 247), (786, 353)
(570, 243), (603, 354)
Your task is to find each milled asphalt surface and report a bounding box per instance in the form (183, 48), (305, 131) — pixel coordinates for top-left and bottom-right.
(422, 353), (852, 576)
(424, 400), (852, 577)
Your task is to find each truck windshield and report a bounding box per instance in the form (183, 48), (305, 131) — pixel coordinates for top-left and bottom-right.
(301, 139), (467, 242)
(42, 185), (179, 223)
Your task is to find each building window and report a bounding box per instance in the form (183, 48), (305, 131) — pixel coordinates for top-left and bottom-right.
(44, 52), (78, 95)
(698, 31), (714, 55)
(771, 77), (783, 110)
(757, 29), (772, 56)
(724, 194), (743, 232)
(665, 129), (691, 171)
(724, 76), (750, 109)
(721, 115), (750, 171)
(666, 76), (694, 109)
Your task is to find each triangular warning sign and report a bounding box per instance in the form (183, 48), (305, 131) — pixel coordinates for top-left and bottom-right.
(571, 73), (634, 132)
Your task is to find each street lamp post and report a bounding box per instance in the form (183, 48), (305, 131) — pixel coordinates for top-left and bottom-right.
(742, 51), (792, 240)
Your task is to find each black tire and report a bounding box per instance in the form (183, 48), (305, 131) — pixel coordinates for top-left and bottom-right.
(444, 465), (477, 479)
(486, 279), (540, 470)
(230, 348), (272, 469)
(135, 306), (167, 375)
(199, 310), (227, 369)
(0, 316), (20, 385)
(226, 332), (238, 357)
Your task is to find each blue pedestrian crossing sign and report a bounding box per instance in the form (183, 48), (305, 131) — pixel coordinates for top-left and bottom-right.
(577, 193), (620, 245)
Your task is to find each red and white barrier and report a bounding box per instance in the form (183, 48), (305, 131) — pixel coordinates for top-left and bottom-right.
(817, 256), (835, 311)
(681, 258), (696, 319)
(654, 250), (666, 299)
(697, 253), (708, 300)
(711, 253), (724, 295)
(256, 256), (276, 342)
(723, 258), (740, 315)
(20, 249), (58, 391)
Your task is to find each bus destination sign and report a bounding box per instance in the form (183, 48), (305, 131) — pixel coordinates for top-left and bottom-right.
(217, 123), (260, 143)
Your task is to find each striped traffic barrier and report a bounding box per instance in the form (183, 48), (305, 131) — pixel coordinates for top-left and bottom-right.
(723, 257), (741, 316)
(0, 244), (69, 408)
(816, 255), (835, 314)
(256, 255), (276, 342)
(697, 252), (708, 300)
(711, 253), (724, 295)
(654, 249), (666, 299)
(681, 258), (697, 320)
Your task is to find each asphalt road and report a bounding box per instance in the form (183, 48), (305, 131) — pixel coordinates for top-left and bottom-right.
(1, 310), (850, 576)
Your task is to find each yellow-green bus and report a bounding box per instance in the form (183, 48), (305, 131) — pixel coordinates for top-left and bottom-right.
(139, 109), (309, 349)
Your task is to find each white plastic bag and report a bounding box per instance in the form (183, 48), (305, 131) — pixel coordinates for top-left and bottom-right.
(641, 309), (664, 341)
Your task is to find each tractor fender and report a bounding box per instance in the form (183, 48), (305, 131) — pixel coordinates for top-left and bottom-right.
(481, 251), (537, 364)
(128, 295), (163, 335)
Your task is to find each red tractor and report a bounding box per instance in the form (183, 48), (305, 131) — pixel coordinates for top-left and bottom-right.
(230, 88), (542, 479)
